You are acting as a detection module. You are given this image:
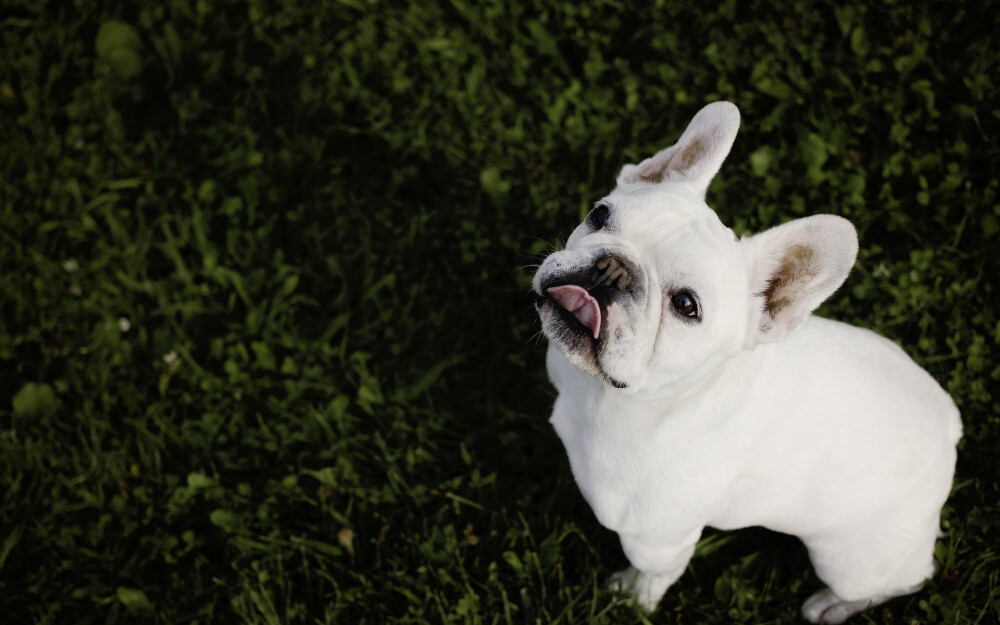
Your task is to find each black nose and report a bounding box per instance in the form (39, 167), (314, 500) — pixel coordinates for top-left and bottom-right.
(593, 255), (632, 290)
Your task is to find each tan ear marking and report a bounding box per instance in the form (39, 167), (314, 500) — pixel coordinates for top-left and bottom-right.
(637, 136), (709, 184)
(759, 244), (817, 321)
(675, 136), (707, 170)
(638, 159), (668, 183)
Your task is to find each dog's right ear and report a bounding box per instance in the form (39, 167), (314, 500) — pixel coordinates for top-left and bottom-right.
(617, 101), (740, 199)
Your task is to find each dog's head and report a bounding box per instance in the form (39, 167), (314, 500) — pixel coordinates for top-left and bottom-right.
(534, 102), (858, 394)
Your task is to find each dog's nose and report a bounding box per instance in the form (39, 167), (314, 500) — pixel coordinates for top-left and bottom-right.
(594, 255), (632, 290)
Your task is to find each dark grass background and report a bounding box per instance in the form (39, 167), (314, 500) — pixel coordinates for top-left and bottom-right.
(2, 1), (998, 623)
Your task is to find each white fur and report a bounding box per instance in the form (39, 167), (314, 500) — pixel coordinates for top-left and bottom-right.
(533, 102), (961, 623)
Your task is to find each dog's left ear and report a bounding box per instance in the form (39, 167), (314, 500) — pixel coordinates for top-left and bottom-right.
(743, 215), (859, 343)
(617, 101), (740, 198)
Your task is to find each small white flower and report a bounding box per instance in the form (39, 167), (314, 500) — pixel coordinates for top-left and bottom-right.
(63, 259), (79, 272)
(163, 351), (179, 366)
(118, 317), (131, 332)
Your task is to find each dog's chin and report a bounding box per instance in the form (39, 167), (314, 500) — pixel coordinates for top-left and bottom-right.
(537, 299), (628, 389)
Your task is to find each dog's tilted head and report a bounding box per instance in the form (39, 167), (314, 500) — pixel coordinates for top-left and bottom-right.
(533, 102), (859, 394)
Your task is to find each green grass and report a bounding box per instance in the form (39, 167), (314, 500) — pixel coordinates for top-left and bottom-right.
(2, 0), (998, 623)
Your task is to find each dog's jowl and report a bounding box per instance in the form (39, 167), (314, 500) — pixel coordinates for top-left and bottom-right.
(533, 102), (961, 624)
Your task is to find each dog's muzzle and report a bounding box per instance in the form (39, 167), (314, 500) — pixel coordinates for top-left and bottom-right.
(540, 253), (638, 340)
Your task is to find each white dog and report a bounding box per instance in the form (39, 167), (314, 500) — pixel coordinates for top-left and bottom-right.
(533, 102), (961, 624)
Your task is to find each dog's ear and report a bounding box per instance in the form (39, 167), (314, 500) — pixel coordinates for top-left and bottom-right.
(617, 101), (740, 198)
(743, 215), (858, 343)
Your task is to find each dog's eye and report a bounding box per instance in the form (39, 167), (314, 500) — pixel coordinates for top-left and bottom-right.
(589, 204), (610, 229)
(672, 292), (699, 318)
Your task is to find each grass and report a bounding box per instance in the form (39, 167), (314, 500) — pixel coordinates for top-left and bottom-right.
(1, 0), (998, 623)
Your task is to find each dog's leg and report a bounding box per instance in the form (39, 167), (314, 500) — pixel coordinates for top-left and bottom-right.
(801, 512), (939, 623)
(610, 529), (701, 612)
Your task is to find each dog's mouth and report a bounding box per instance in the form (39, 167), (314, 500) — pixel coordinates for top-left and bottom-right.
(534, 253), (640, 390)
(537, 254), (637, 341)
(544, 283), (612, 339)
(538, 280), (629, 389)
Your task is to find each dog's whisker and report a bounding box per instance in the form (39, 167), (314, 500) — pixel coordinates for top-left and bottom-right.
(517, 282), (540, 296)
(530, 329), (547, 350)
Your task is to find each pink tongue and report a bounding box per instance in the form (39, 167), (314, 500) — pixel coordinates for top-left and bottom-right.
(547, 285), (602, 339)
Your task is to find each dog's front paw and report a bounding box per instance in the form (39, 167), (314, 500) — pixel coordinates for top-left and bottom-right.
(608, 566), (670, 612)
(607, 566), (640, 592)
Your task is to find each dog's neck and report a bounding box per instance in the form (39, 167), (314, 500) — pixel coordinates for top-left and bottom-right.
(547, 342), (763, 425)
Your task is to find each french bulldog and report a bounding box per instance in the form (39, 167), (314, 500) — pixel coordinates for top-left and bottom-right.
(532, 102), (962, 623)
